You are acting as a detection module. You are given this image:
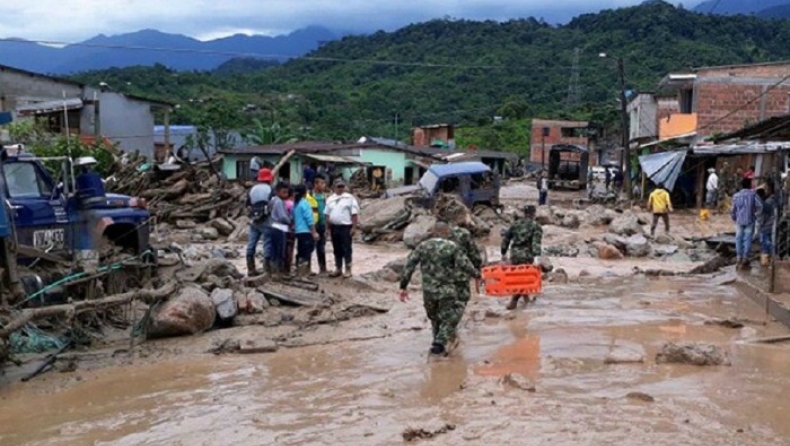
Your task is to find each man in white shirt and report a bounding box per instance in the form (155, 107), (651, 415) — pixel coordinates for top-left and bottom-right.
(325, 179), (360, 278)
(706, 167), (719, 209)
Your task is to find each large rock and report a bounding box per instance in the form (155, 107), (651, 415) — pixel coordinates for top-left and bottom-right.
(594, 242), (624, 260)
(543, 244), (580, 258)
(210, 218), (235, 236)
(653, 245), (679, 257)
(147, 287), (216, 338)
(625, 235), (651, 257)
(585, 205), (618, 226)
(198, 226), (220, 241)
(654, 233), (693, 249)
(211, 288), (238, 321)
(603, 234), (627, 252)
(538, 257), (554, 273)
(609, 214), (644, 236)
(560, 213), (581, 229)
(360, 196), (409, 232)
(655, 342), (731, 366)
(403, 215), (438, 248)
(535, 207), (554, 225)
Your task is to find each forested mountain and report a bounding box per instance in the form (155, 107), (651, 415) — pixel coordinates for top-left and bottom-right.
(72, 1), (790, 150)
(693, 0), (790, 15)
(0, 26), (339, 73)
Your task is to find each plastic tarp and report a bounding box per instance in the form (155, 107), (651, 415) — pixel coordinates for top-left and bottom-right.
(638, 151), (687, 191)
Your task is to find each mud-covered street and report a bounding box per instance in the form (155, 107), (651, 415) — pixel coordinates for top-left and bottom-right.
(1, 185), (790, 446)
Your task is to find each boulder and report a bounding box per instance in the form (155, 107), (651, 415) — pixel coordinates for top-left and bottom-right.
(655, 342), (731, 366)
(654, 233), (693, 249)
(625, 235), (651, 258)
(199, 226), (220, 241)
(210, 288), (238, 321)
(603, 234), (627, 252)
(228, 216), (250, 243)
(585, 205), (618, 226)
(560, 213), (581, 229)
(604, 347), (645, 364)
(608, 214), (644, 236)
(535, 207), (554, 225)
(147, 287), (216, 338)
(175, 219), (197, 229)
(384, 257), (408, 275)
(202, 258), (244, 280)
(538, 257), (554, 273)
(594, 242), (624, 260)
(210, 218), (235, 236)
(360, 196), (410, 233)
(403, 215), (438, 248)
(653, 245), (679, 257)
(667, 252), (692, 263)
(546, 268), (569, 284)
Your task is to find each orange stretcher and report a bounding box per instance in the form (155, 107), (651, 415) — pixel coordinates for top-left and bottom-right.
(480, 264), (543, 297)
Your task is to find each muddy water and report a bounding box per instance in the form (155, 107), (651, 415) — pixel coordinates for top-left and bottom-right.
(1, 276), (789, 446)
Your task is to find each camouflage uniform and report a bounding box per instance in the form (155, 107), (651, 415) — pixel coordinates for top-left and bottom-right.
(450, 227), (483, 308)
(501, 216), (543, 308)
(399, 238), (481, 347)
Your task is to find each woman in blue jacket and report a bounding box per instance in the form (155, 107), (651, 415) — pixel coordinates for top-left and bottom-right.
(292, 184), (318, 276)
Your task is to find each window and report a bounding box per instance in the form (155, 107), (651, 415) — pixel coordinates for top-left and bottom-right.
(679, 88), (693, 114)
(470, 172), (493, 190)
(236, 160), (251, 181)
(561, 127), (586, 138)
(439, 177), (460, 193)
(2, 162), (51, 198)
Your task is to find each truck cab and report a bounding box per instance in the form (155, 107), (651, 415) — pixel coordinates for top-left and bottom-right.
(1, 148), (152, 267)
(409, 162), (501, 209)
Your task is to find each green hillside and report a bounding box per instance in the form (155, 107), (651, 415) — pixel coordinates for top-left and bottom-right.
(72, 1), (790, 153)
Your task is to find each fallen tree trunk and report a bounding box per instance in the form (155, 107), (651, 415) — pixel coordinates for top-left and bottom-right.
(0, 282), (178, 339)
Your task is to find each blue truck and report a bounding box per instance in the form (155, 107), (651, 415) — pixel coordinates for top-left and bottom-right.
(0, 143), (154, 304)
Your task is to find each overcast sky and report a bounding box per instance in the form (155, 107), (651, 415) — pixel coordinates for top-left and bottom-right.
(0, 1), (654, 42)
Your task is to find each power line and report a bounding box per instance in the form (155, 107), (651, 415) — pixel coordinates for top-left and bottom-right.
(0, 37), (580, 71)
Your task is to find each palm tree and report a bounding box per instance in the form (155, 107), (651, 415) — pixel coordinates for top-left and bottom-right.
(243, 119), (299, 145)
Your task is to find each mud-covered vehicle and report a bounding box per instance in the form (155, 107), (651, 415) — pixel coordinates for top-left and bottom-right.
(385, 162), (502, 210)
(0, 147), (155, 304)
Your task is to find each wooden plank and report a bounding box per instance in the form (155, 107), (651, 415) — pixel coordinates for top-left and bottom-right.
(16, 245), (71, 267)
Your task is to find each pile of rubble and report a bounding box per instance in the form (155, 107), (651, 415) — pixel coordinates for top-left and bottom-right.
(107, 157), (247, 225)
(360, 194), (493, 246)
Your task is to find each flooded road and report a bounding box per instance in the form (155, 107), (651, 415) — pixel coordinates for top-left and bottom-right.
(1, 275), (789, 446)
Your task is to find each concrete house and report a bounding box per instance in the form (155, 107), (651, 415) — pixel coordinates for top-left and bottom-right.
(530, 119), (602, 166)
(657, 61), (790, 143)
(0, 63), (173, 160)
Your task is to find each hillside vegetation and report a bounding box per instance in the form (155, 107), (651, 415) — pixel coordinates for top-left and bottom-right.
(72, 1), (790, 153)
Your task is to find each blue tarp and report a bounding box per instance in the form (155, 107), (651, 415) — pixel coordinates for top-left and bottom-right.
(638, 151), (687, 192)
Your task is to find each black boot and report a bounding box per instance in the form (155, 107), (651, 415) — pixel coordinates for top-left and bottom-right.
(246, 256), (259, 277)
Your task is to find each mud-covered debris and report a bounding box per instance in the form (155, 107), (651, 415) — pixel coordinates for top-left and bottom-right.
(535, 207), (554, 225)
(625, 235), (651, 258)
(501, 372), (537, 392)
(688, 256), (732, 275)
(402, 423), (456, 442)
(704, 318), (746, 329)
(210, 218), (235, 236)
(209, 338), (240, 355)
(656, 342), (731, 366)
(543, 244), (580, 258)
(626, 392), (655, 402)
(604, 349), (645, 364)
(147, 286), (216, 338)
(198, 226), (220, 241)
(238, 337), (279, 354)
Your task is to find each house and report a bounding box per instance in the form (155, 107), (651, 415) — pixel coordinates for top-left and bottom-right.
(412, 124), (455, 148)
(530, 119), (601, 167)
(220, 140), (439, 187)
(0, 63), (173, 160)
(657, 61), (790, 143)
(627, 93), (659, 142)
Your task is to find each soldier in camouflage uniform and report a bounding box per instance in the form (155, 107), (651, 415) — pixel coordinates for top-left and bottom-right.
(399, 223), (481, 356)
(450, 226), (484, 311)
(501, 205), (543, 310)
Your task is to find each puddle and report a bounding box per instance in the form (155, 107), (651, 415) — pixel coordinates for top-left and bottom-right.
(0, 276), (789, 446)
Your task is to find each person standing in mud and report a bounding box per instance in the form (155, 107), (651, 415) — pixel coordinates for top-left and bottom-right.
(450, 226), (484, 312)
(309, 175), (329, 275)
(399, 223), (481, 356)
(293, 185), (319, 276)
(267, 182), (292, 277)
(501, 205), (543, 310)
(731, 177), (763, 270)
(325, 179), (360, 278)
(648, 183), (672, 237)
(756, 186), (776, 267)
(245, 168), (273, 276)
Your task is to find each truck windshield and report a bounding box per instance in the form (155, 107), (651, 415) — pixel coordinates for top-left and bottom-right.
(2, 162), (51, 198)
(419, 170), (439, 193)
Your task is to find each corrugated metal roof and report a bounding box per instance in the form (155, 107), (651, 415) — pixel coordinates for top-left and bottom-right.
(16, 98), (83, 116)
(691, 142), (790, 155)
(638, 151), (687, 191)
(429, 162), (491, 176)
(303, 153), (369, 165)
(713, 115), (790, 142)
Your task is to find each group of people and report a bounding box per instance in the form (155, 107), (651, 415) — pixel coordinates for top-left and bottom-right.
(246, 168), (360, 278)
(398, 205), (543, 356)
(648, 164), (777, 269)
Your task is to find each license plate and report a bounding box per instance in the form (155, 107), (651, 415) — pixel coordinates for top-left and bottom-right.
(33, 229), (65, 250)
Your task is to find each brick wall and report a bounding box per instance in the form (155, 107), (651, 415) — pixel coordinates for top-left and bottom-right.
(695, 82), (790, 138)
(530, 121), (590, 165)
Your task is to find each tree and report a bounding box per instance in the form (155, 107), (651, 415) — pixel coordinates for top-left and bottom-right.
(242, 119), (299, 145)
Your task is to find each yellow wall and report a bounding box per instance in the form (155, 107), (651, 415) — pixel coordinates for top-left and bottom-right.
(658, 113), (697, 140)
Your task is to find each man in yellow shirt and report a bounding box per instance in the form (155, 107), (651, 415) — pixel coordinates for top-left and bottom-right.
(648, 183), (673, 237)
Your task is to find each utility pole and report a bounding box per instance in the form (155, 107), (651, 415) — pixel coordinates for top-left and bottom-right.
(616, 57), (632, 201)
(394, 113), (399, 141)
